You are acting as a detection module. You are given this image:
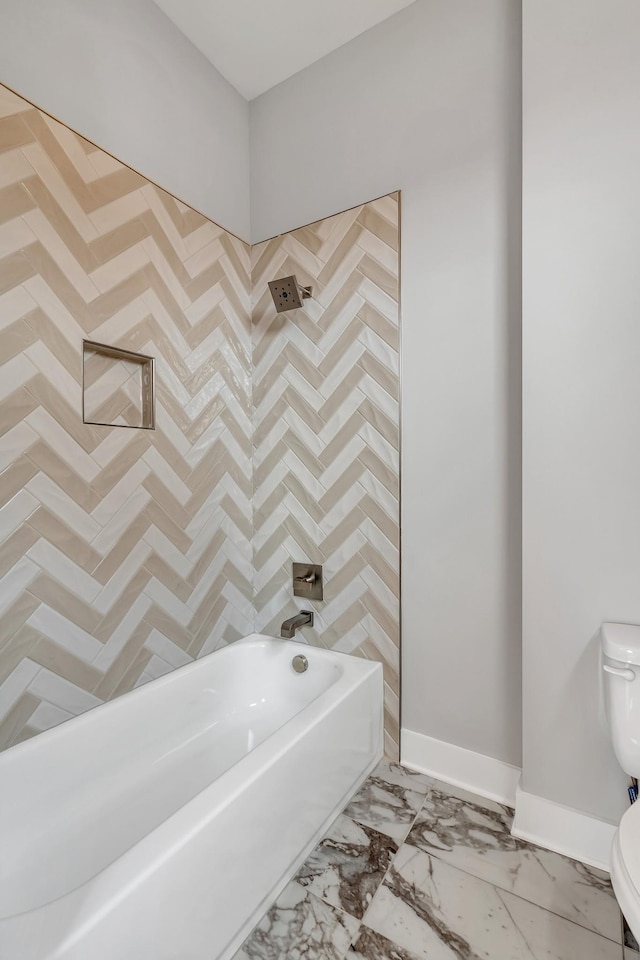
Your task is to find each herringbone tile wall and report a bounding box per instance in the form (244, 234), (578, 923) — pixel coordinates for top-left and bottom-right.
(0, 83), (400, 757)
(252, 197), (400, 758)
(0, 84), (253, 748)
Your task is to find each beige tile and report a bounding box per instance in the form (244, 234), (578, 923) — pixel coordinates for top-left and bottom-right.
(282, 472), (324, 523)
(23, 110), (98, 211)
(154, 185), (208, 237)
(0, 691), (40, 751)
(87, 164), (146, 211)
(316, 269), (363, 334)
(0, 250), (36, 294)
(144, 555), (192, 604)
(22, 175), (99, 273)
(187, 575), (228, 639)
(90, 515), (151, 585)
(357, 254), (398, 302)
(359, 350), (398, 400)
(318, 375), (364, 425)
(0, 320), (37, 362)
(93, 620), (152, 699)
(143, 501), (191, 553)
(0, 525), (39, 579)
(109, 645), (152, 700)
(358, 447), (399, 498)
(220, 493), (252, 541)
(0, 180), (36, 224)
(317, 221), (363, 286)
(28, 572), (102, 633)
(95, 568), (151, 642)
(283, 342), (324, 390)
(358, 300), (399, 350)
(359, 398), (398, 451)
(356, 205), (399, 252)
(188, 594), (228, 656)
(26, 441), (100, 512)
(319, 410), (365, 469)
(359, 596), (399, 658)
(220, 408), (252, 456)
(0, 597), (40, 657)
(24, 306), (81, 380)
(89, 216), (149, 264)
(89, 267), (150, 327)
(360, 494), (399, 548)
(319, 506), (364, 557)
(29, 636), (103, 690)
(318, 317), (364, 378)
(0, 385), (39, 436)
(0, 86), (33, 119)
(359, 542), (399, 598)
(22, 209), (100, 303)
(283, 514), (326, 564)
(26, 373), (102, 453)
(22, 242), (95, 328)
(144, 605), (190, 649)
(0, 112), (34, 153)
(90, 432), (150, 497)
(187, 528), (226, 588)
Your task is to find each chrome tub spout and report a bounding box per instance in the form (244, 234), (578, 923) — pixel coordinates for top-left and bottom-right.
(280, 610), (314, 639)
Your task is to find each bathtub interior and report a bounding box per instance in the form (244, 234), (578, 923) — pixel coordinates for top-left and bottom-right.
(0, 637), (344, 919)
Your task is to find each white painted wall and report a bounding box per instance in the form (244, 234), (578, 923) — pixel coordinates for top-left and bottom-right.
(251, 0), (523, 766)
(0, 0), (250, 238)
(523, 0), (640, 822)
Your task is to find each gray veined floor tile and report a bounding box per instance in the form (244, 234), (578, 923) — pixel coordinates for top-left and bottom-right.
(347, 924), (424, 959)
(427, 778), (516, 820)
(231, 880), (360, 960)
(294, 813), (398, 920)
(369, 760), (434, 797)
(405, 782), (621, 943)
(499, 890), (623, 960)
(364, 843), (621, 960)
(343, 762), (432, 844)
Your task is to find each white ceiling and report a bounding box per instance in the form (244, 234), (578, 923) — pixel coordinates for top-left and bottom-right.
(152, 0), (417, 101)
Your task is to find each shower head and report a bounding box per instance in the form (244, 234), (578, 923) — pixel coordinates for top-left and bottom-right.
(268, 275), (312, 313)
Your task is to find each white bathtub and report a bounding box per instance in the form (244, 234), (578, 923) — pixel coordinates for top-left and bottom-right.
(0, 634), (383, 960)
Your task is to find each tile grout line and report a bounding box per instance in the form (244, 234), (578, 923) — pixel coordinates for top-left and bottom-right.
(400, 784), (622, 946)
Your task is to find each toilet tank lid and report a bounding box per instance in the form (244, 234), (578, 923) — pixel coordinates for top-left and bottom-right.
(602, 622), (640, 663)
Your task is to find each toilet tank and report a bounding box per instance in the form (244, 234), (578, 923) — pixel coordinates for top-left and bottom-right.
(602, 622), (640, 778)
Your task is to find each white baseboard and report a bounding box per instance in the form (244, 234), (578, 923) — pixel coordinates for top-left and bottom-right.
(511, 784), (616, 873)
(401, 729), (617, 872)
(400, 728), (521, 807)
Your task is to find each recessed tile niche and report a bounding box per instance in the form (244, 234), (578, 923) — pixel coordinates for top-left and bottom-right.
(82, 340), (155, 430)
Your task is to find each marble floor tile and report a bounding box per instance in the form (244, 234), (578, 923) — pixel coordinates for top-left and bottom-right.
(364, 843), (621, 960)
(406, 782), (620, 943)
(347, 924), (423, 959)
(343, 761), (432, 844)
(295, 813), (398, 920)
(500, 889), (623, 960)
(231, 880), (360, 960)
(369, 759), (434, 796)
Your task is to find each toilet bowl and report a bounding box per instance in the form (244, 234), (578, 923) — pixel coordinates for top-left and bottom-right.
(602, 621), (640, 942)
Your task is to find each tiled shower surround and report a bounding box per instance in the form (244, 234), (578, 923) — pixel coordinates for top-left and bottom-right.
(252, 201), (400, 756)
(0, 84), (400, 753)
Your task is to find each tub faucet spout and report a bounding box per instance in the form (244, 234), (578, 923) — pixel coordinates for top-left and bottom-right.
(280, 610), (314, 639)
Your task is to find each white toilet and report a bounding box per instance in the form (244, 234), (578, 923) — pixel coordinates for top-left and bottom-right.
(602, 621), (640, 941)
